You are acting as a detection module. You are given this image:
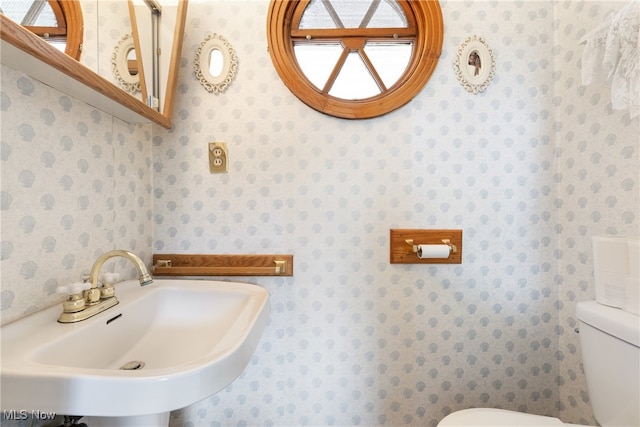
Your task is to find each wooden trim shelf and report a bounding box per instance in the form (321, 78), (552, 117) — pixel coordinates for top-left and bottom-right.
(152, 254), (294, 277)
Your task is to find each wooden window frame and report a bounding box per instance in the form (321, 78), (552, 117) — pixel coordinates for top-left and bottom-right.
(267, 0), (443, 119)
(22, 0), (83, 60)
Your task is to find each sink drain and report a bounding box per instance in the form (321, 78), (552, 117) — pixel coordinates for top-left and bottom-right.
(120, 360), (145, 370)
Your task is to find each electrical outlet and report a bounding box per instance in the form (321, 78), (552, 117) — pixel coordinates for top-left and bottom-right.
(209, 142), (228, 173)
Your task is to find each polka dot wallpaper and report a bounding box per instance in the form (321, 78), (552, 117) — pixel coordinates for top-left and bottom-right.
(0, 69), (155, 324)
(0, 1), (638, 427)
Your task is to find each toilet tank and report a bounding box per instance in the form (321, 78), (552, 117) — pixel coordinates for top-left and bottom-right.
(576, 301), (640, 427)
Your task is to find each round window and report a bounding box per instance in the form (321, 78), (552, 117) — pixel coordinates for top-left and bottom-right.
(267, 0), (443, 119)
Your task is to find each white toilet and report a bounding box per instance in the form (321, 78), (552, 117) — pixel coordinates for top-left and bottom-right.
(438, 300), (640, 427)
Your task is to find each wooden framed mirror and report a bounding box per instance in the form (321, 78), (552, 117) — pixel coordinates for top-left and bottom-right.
(0, 0), (188, 129)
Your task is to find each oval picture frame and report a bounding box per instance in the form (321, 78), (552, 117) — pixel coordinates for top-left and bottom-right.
(111, 34), (141, 94)
(194, 33), (238, 94)
(453, 35), (496, 94)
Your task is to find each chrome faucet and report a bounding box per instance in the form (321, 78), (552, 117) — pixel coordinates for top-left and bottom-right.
(57, 250), (152, 323)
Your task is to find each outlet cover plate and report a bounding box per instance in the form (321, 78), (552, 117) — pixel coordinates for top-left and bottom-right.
(209, 142), (228, 173)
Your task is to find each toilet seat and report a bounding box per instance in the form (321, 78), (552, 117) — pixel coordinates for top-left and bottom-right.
(438, 408), (565, 426)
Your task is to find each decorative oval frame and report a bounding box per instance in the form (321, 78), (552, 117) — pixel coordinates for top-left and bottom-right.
(111, 33), (140, 94)
(454, 35), (496, 94)
(194, 33), (238, 94)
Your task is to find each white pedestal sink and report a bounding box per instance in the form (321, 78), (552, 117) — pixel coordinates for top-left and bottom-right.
(1, 279), (270, 426)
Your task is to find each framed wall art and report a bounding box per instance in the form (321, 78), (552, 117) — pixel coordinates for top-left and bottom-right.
(453, 35), (496, 94)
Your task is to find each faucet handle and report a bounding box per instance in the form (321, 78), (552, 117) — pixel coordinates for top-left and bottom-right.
(56, 282), (91, 296)
(99, 273), (119, 299)
(101, 272), (121, 285)
(56, 282), (91, 313)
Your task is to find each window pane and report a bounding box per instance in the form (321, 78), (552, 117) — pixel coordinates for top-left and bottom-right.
(48, 40), (66, 52)
(0, 0), (58, 26)
(364, 42), (412, 88)
(368, 0), (407, 28)
(0, 1), (33, 23)
(329, 52), (381, 99)
(299, 0), (406, 29)
(331, 0), (377, 28)
(31, 5), (56, 26)
(299, 0), (338, 29)
(294, 43), (344, 90)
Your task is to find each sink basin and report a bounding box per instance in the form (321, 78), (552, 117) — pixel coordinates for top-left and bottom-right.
(1, 279), (270, 419)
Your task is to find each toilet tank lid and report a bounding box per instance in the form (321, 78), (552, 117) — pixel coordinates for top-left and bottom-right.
(438, 409), (564, 426)
(576, 301), (640, 347)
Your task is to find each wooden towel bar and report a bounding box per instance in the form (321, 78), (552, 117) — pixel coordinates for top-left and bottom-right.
(152, 254), (294, 276)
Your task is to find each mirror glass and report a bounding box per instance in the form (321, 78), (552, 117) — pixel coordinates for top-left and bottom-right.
(209, 48), (224, 77)
(127, 0), (183, 113)
(127, 47), (138, 75)
(88, 0), (161, 109)
(0, 0), (185, 120)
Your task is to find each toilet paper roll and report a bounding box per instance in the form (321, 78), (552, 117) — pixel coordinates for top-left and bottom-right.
(417, 244), (451, 259)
